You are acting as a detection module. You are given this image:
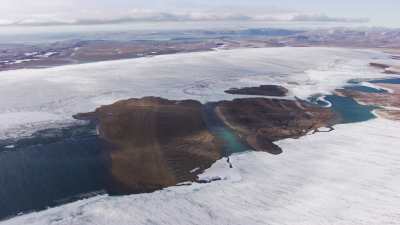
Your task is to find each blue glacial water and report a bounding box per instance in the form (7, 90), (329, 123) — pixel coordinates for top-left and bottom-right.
(0, 124), (109, 220)
(324, 95), (377, 123)
(202, 103), (250, 156)
(370, 78), (400, 84)
(310, 83), (379, 124)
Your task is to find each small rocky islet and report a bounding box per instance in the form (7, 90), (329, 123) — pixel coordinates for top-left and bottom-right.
(224, 85), (289, 97)
(74, 85), (337, 194)
(216, 98), (336, 154)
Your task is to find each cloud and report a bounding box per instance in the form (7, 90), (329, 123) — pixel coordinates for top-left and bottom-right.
(0, 9), (370, 26)
(291, 14), (370, 23)
(0, 19), (13, 25)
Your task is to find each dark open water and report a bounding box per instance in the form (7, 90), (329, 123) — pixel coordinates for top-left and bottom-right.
(0, 124), (109, 220)
(0, 107), (249, 220)
(370, 78), (400, 84)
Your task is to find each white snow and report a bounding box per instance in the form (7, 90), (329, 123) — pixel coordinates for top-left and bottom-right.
(1, 47), (400, 224)
(6, 58), (38, 65)
(24, 52), (38, 57)
(359, 81), (393, 93)
(316, 95), (332, 107)
(2, 118), (399, 225)
(0, 47), (395, 139)
(37, 52), (58, 58)
(190, 167), (201, 173)
(0, 112), (62, 130)
(0, 112), (69, 139)
(315, 127), (333, 132)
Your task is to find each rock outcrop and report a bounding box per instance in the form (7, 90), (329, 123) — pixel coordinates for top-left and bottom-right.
(216, 98), (336, 154)
(225, 85), (288, 97)
(74, 97), (222, 194)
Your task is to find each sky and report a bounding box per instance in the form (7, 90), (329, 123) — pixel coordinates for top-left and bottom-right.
(0, 0), (399, 28)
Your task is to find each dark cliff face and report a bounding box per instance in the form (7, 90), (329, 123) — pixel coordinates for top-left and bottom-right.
(216, 98), (336, 154)
(75, 97), (222, 194)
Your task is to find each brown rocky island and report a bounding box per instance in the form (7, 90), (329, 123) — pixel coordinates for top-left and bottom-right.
(74, 97), (222, 193)
(225, 85), (289, 97)
(74, 90), (336, 194)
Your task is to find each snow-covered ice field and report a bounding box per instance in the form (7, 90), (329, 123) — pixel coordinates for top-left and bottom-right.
(2, 118), (399, 225)
(1, 47), (400, 224)
(0, 47), (394, 139)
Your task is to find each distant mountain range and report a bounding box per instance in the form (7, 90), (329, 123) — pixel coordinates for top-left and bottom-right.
(1, 27), (399, 71)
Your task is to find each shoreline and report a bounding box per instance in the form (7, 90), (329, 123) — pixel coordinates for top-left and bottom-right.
(338, 61), (400, 120)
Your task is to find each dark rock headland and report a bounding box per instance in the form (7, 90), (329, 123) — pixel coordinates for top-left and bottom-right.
(74, 97), (222, 194)
(369, 62), (400, 74)
(225, 85), (289, 97)
(216, 98), (336, 154)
